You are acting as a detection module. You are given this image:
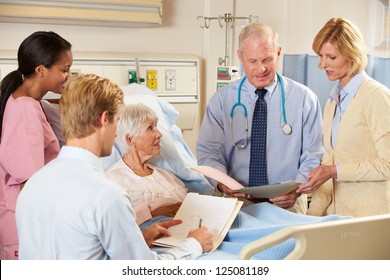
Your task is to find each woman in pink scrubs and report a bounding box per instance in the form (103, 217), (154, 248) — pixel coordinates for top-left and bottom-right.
(0, 31), (72, 259)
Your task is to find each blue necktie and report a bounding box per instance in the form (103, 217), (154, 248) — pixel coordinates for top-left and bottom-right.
(249, 88), (268, 186)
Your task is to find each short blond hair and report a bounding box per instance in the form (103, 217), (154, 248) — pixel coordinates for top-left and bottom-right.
(238, 22), (280, 53)
(312, 17), (368, 76)
(60, 74), (124, 139)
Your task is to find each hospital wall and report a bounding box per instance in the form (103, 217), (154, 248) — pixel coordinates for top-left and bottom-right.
(0, 0), (374, 155)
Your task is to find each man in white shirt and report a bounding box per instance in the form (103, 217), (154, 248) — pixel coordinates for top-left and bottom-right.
(15, 74), (213, 260)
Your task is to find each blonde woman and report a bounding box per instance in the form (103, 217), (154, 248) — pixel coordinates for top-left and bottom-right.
(299, 18), (390, 217)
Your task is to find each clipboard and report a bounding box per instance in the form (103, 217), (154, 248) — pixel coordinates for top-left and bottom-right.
(190, 165), (300, 198)
(238, 181), (299, 198)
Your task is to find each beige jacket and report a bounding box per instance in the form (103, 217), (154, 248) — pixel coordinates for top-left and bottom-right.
(308, 78), (390, 217)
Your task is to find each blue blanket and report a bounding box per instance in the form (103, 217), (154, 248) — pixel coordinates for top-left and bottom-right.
(197, 203), (350, 260)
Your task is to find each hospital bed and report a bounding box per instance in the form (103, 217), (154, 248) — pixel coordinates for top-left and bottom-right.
(238, 213), (390, 260)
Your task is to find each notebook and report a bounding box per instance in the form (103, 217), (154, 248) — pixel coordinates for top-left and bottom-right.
(153, 192), (242, 251)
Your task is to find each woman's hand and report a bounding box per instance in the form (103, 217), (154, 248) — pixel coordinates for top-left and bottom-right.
(297, 165), (337, 194)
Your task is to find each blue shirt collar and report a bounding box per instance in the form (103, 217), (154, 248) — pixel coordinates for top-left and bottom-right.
(330, 71), (368, 103)
(244, 74), (278, 98)
(265, 75), (278, 97)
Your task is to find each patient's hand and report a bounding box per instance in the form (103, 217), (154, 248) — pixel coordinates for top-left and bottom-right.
(151, 203), (181, 217)
(188, 226), (214, 253)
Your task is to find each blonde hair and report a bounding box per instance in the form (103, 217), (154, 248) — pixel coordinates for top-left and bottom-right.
(60, 74), (124, 139)
(238, 22), (280, 53)
(312, 17), (368, 75)
(116, 104), (158, 155)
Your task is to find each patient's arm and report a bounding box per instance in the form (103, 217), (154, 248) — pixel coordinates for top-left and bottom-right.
(150, 202), (181, 217)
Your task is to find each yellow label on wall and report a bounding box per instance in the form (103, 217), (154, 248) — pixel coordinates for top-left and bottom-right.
(147, 70), (158, 90)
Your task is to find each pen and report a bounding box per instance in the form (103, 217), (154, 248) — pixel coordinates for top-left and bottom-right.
(198, 218), (202, 228)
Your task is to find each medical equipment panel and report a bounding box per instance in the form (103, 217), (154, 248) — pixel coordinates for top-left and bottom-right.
(0, 51), (200, 130)
(216, 65), (240, 90)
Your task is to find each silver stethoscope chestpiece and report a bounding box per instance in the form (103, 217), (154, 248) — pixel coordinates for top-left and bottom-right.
(282, 123), (292, 135)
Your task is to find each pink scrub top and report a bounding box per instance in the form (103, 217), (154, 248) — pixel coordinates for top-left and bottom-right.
(0, 96), (60, 246)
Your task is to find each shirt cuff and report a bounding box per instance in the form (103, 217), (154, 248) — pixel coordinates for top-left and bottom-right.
(168, 237), (203, 260)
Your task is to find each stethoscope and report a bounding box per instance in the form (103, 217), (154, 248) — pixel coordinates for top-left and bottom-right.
(230, 72), (292, 149)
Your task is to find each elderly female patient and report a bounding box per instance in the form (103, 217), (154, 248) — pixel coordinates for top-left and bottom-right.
(105, 104), (186, 226)
(106, 104), (349, 259)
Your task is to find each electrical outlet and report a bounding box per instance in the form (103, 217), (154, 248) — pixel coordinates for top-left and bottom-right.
(147, 70), (157, 89)
(165, 69), (176, 90)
